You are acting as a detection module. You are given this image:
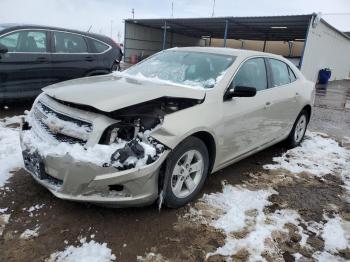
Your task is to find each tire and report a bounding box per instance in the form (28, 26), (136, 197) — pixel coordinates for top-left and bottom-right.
(111, 62), (120, 72)
(163, 137), (209, 208)
(286, 110), (309, 148)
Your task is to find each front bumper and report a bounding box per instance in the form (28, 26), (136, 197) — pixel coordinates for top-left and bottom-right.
(20, 131), (169, 207)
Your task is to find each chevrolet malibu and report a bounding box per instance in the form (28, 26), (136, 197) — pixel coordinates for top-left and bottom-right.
(20, 47), (315, 208)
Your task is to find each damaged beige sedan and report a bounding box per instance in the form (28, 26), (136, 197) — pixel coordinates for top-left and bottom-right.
(20, 47), (315, 208)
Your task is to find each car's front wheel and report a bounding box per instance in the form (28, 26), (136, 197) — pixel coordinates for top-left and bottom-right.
(287, 109), (309, 148)
(163, 137), (209, 208)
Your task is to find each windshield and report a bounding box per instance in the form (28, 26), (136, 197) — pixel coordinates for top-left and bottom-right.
(124, 50), (236, 88)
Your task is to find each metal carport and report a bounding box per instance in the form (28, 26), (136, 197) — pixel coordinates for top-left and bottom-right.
(124, 14), (312, 63)
(124, 14), (350, 82)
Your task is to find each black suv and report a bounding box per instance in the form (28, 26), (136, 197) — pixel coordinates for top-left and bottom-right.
(0, 24), (123, 101)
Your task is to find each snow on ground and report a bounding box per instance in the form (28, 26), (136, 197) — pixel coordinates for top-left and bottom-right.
(136, 252), (167, 262)
(189, 132), (350, 261)
(20, 225), (40, 239)
(322, 216), (350, 253)
(23, 204), (45, 217)
(264, 132), (350, 178)
(189, 184), (307, 261)
(0, 214), (10, 236)
(0, 116), (23, 187)
(313, 251), (349, 262)
(47, 238), (116, 262)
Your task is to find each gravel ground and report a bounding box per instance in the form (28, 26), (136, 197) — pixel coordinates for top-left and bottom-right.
(0, 80), (349, 261)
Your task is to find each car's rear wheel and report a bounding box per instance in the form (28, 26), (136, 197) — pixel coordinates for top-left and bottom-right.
(111, 62), (120, 71)
(163, 137), (209, 208)
(286, 110), (309, 148)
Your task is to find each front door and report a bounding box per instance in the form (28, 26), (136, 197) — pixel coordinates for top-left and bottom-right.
(0, 30), (52, 99)
(218, 57), (272, 166)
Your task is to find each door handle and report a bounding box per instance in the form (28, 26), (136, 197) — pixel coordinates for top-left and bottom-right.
(36, 57), (48, 62)
(264, 101), (272, 109)
(85, 56), (94, 62)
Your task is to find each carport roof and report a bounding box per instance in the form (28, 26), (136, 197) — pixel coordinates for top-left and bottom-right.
(125, 14), (314, 41)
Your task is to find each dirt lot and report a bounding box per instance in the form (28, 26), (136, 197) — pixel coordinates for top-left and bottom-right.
(0, 81), (349, 262)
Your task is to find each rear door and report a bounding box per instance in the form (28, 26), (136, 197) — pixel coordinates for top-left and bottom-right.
(0, 29), (52, 99)
(50, 31), (95, 82)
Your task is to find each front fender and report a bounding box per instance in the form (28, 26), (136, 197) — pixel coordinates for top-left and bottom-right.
(151, 102), (219, 150)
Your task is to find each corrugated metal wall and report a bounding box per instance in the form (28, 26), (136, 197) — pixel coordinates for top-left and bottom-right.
(301, 20), (350, 82)
(124, 22), (205, 63)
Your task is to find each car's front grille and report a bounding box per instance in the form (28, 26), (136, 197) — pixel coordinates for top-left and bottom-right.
(32, 101), (92, 145)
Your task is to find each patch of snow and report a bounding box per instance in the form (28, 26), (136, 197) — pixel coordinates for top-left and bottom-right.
(0, 213), (10, 236)
(313, 251), (348, 262)
(201, 185), (274, 233)
(118, 71), (204, 89)
(36, 103), (91, 141)
(25, 204), (45, 213)
(322, 216), (350, 252)
(0, 208), (8, 213)
(20, 225), (40, 239)
(264, 132), (350, 177)
(0, 118), (23, 187)
(191, 184), (306, 261)
(48, 240), (116, 262)
(137, 252), (166, 262)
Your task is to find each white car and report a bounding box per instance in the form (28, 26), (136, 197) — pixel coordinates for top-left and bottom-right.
(20, 47), (315, 208)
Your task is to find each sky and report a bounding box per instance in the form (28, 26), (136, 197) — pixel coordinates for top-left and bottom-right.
(1, 0), (349, 41)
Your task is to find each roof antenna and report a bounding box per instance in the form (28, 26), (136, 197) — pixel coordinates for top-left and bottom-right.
(132, 8), (135, 19)
(171, 1), (174, 17)
(87, 25), (92, 32)
(211, 0), (216, 17)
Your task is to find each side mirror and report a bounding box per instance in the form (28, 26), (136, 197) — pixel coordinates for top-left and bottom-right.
(224, 85), (257, 100)
(0, 43), (8, 54)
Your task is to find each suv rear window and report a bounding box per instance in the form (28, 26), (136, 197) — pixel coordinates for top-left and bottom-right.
(54, 31), (88, 53)
(92, 39), (109, 53)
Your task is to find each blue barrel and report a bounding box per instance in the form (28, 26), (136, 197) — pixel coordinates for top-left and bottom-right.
(318, 69), (331, 84)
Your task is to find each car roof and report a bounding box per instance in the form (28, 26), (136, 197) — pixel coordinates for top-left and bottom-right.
(0, 23), (113, 44)
(168, 46), (284, 60)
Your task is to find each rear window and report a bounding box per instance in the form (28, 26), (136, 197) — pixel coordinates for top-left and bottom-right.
(269, 59), (291, 87)
(92, 39), (109, 53)
(54, 31), (88, 53)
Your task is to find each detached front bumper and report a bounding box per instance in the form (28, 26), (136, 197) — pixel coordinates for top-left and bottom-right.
(20, 131), (169, 207)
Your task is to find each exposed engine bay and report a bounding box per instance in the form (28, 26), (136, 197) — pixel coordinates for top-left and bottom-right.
(99, 96), (204, 169)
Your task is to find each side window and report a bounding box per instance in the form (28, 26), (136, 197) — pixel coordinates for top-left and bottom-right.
(0, 32), (20, 51)
(288, 66), (297, 82)
(0, 31), (47, 52)
(270, 59), (291, 87)
(54, 32), (88, 53)
(92, 39), (109, 53)
(232, 58), (267, 91)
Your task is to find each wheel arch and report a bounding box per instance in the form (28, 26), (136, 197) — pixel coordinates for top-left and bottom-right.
(190, 131), (216, 174)
(157, 130), (217, 193)
(302, 104), (312, 123)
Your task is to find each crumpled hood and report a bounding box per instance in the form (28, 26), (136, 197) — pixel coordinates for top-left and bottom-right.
(43, 74), (206, 112)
